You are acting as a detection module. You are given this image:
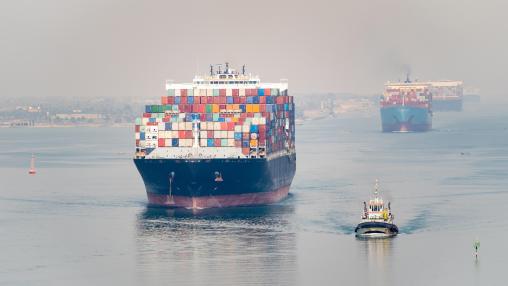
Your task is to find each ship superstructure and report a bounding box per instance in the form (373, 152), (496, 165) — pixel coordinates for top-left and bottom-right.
(134, 63), (296, 208)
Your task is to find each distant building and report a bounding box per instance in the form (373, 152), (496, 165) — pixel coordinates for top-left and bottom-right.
(55, 113), (105, 120)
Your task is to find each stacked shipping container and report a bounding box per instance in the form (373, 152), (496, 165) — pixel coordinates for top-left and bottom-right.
(135, 88), (295, 157)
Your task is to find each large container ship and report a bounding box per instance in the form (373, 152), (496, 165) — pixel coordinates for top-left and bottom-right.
(133, 63), (296, 208)
(429, 80), (463, 111)
(380, 76), (432, 132)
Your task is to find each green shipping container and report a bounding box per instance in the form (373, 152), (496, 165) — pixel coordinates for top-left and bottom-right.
(135, 118), (142, 125)
(206, 104), (212, 113)
(271, 89), (279, 96)
(167, 89), (175, 96)
(221, 139), (228, 146)
(213, 89), (219, 96)
(188, 89), (194, 96)
(212, 113), (219, 121)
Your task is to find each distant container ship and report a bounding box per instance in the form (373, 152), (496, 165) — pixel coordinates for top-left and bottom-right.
(429, 81), (463, 111)
(380, 76), (432, 132)
(133, 63), (296, 208)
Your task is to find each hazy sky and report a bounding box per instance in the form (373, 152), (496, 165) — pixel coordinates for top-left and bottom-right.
(1, 0), (507, 98)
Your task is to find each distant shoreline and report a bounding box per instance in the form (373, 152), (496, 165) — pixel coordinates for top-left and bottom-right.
(0, 123), (133, 129)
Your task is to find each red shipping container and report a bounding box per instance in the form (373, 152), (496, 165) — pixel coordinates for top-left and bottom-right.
(264, 88), (271, 96)
(195, 96), (201, 104)
(143, 113), (151, 118)
(260, 105), (266, 112)
(178, 130), (185, 138)
(227, 122), (235, 130)
(208, 131), (214, 138)
(135, 125), (140, 132)
(207, 97), (213, 104)
(232, 89), (239, 96)
(136, 139), (140, 147)
(181, 89), (187, 97)
(242, 133), (250, 140)
(260, 96), (266, 104)
(219, 97), (227, 104)
(214, 139), (221, 146)
(233, 97), (240, 104)
(186, 131), (193, 138)
(219, 104), (226, 110)
(162, 117), (169, 122)
(181, 96), (187, 104)
(220, 122), (227, 130)
(200, 114), (207, 121)
(158, 138), (165, 147)
(161, 96), (168, 105)
(235, 140), (242, 147)
(242, 148), (250, 155)
(213, 97), (220, 104)
(219, 89), (226, 96)
(147, 122), (157, 126)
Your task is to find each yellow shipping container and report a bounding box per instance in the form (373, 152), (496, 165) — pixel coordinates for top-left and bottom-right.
(250, 139), (258, 147)
(232, 117), (239, 123)
(252, 104), (260, 113)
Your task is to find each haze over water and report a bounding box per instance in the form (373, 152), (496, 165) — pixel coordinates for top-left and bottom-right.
(1, 99), (507, 285)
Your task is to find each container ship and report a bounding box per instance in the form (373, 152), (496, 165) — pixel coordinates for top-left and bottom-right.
(429, 80), (463, 111)
(133, 63), (296, 208)
(380, 76), (432, 132)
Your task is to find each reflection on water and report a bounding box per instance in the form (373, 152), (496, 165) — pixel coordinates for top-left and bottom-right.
(135, 205), (297, 286)
(357, 237), (395, 286)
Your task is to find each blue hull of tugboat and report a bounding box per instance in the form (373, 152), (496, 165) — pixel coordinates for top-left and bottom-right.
(355, 221), (399, 237)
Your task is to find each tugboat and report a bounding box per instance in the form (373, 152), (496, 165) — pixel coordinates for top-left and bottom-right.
(355, 180), (398, 238)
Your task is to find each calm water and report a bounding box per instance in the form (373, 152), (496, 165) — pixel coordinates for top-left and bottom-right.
(1, 100), (507, 286)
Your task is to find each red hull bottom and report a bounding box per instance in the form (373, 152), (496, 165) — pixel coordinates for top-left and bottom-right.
(147, 186), (290, 209)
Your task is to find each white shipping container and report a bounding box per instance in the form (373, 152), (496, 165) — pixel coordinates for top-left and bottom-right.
(221, 130), (228, 138)
(185, 122), (192, 130)
(260, 118), (266, 125)
(142, 118), (149, 125)
(252, 118), (259, 125)
(178, 122), (185, 130)
(179, 113), (186, 119)
(175, 89), (181, 96)
(214, 131), (221, 139)
(165, 139), (172, 146)
(135, 132), (140, 140)
(200, 131), (207, 138)
(228, 139), (235, 147)
(200, 138), (207, 146)
(140, 125), (146, 132)
(139, 140), (146, 148)
(228, 131), (234, 139)
(158, 122), (165, 130)
(234, 125), (242, 132)
(172, 131), (179, 138)
(214, 122), (221, 130)
(242, 124), (250, 133)
(206, 89), (213, 96)
(226, 88), (232, 96)
(239, 88), (245, 96)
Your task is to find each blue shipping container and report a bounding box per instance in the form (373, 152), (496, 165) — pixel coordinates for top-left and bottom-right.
(207, 138), (214, 147)
(257, 88), (265, 96)
(172, 139), (179, 147)
(250, 125), (259, 133)
(140, 132), (145, 140)
(145, 105), (151, 113)
(226, 97), (233, 104)
(165, 123), (172, 130)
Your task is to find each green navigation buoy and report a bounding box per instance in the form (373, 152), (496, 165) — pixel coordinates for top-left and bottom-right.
(473, 239), (480, 259)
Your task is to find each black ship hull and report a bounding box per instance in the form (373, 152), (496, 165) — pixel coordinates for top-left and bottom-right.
(133, 153), (296, 208)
